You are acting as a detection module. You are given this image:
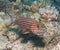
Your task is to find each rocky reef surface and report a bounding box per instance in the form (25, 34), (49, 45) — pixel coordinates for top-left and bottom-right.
(0, 0), (60, 50)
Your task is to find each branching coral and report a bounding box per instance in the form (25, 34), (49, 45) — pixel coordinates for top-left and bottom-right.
(39, 6), (59, 22)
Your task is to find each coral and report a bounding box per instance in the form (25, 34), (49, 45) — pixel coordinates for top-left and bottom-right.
(6, 31), (19, 42)
(30, 1), (40, 12)
(16, 0), (21, 5)
(0, 12), (5, 16)
(0, 22), (7, 31)
(0, 14), (12, 26)
(30, 13), (41, 22)
(0, 35), (9, 49)
(39, 6), (59, 22)
(42, 22), (60, 44)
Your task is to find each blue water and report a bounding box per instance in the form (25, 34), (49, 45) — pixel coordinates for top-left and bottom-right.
(51, 0), (60, 13)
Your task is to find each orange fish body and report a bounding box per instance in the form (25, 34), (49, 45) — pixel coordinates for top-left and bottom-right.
(15, 17), (39, 34)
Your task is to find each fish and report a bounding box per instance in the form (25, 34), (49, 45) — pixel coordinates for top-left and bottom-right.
(7, 13), (46, 35)
(15, 17), (39, 34)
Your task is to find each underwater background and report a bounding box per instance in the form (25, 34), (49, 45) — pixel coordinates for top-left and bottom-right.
(0, 0), (60, 50)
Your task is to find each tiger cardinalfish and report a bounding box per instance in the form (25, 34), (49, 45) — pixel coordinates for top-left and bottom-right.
(14, 16), (44, 35)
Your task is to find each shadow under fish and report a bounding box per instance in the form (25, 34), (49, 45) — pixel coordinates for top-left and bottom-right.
(19, 31), (45, 47)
